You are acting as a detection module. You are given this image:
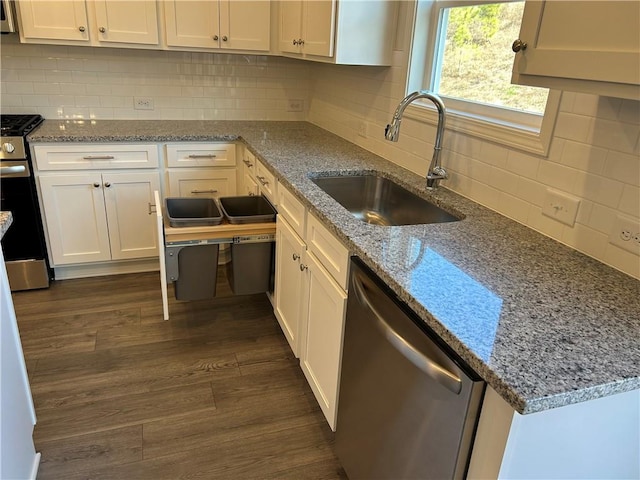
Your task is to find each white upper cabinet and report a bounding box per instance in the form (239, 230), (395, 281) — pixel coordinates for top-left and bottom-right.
(164, 0), (270, 51)
(17, 0), (90, 43)
(512, 0), (640, 99)
(278, 0), (397, 65)
(17, 0), (159, 47)
(93, 0), (159, 45)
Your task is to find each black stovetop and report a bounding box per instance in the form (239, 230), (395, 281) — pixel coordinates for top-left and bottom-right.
(0, 114), (44, 137)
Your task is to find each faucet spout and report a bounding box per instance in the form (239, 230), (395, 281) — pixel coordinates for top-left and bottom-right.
(385, 91), (448, 189)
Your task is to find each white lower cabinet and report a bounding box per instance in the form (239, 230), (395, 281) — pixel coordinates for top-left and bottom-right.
(299, 248), (347, 431)
(39, 171), (160, 265)
(274, 216), (307, 356)
(274, 184), (349, 431)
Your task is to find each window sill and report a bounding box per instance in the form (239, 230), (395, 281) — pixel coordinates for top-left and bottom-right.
(403, 90), (561, 157)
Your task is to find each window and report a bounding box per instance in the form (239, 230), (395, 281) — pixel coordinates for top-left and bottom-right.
(407, 0), (561, 155)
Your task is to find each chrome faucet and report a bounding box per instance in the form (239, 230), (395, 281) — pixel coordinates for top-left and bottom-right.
(385, 91), (448, 189)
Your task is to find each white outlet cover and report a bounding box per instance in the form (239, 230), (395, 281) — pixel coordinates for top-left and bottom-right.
(609, 214), (640, 255)
(541, 188), (581, 227)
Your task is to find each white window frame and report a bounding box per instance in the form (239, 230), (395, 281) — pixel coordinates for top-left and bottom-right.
(406, 0), (561, 156)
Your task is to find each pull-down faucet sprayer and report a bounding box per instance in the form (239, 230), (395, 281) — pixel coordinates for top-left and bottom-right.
(385, 91), (448, 189)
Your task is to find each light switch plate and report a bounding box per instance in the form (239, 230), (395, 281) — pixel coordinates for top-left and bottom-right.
(541, 188), (581, 227)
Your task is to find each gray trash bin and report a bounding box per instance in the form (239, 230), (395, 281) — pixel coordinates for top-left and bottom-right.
(219, 195), (276, 295)
(174, 244), (219, 301)
(166, 197), (222, 300)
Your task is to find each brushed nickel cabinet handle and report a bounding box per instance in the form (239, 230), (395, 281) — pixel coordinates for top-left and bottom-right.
(242, 159), (254, 167)
(256, 175), (269, 186)
(190, 189), (218, 194)
(299, 264), (308, 272)
(79, 26), (86, 32)
(93, 182), (100, 188)
(99, 27), (106, 33)
(104, 182), (111, 188)
(187, 154), (217, 159)
(83, 155), (115, 160)
(222, 36), (228, 42)
(213, 35), (219, 41)
(292, 253), (300, 261)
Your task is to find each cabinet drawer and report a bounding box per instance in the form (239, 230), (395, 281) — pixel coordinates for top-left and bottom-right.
(166, 143), (236, 167)
(241, 149), (257, 177)
(168, 169), (237, 199)
(34, 144), (159, 171)
(306, 213), (349, 290)
(255, 159), (277, 205)
(278, 184), (306, 238)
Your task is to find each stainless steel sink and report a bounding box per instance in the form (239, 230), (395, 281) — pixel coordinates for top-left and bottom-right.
(311, 174), (460, 226)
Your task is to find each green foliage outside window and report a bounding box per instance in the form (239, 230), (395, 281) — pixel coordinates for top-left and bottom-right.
(437, 2), (548, 114)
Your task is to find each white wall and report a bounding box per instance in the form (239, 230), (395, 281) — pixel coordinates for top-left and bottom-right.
(307, 3), (640, 280)
(0, 34), (310, 121)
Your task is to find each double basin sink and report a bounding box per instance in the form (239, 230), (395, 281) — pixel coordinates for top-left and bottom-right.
(311, 174), (460, 226)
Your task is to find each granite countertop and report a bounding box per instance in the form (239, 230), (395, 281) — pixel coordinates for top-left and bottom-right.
(30, 119), (640, 415)
(0, 212), (13, 240)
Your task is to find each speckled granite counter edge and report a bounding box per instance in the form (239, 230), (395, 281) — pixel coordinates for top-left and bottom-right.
(0, 212), (13, 240)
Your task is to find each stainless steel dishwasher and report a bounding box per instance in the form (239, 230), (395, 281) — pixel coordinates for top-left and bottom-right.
(336, 258), (485, 480)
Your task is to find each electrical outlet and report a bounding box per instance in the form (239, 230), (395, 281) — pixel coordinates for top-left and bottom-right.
(609, 214), (640, 255)
(357, 121), (368, 138)
(541, 188), (581, 227)
(287, 99), (303, 112)
(134, 97), (154, 110)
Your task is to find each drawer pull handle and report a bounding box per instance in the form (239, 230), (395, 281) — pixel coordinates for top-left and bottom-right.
(148, 203), (156, 215)
(83, 155), (115, 160)
(299, 264), (308, 272)
(1, 165), (26, 175)
(190, 189), (218, 194)
(242, 159), (254, 167)
(187, 154), (217, 159)
(256, 175), (269, 186)
(292, 253), (300, 261)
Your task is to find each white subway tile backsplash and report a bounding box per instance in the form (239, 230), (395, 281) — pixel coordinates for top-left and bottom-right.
(573, 173), (624, 209)
(554, 112), (592, 142)
(589, 117), (639, 153)
(619, 185), (640, 218)
(603, 150), (640, 185)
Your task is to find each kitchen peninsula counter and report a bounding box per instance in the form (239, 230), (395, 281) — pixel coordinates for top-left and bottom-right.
(29, 119), (640, 416)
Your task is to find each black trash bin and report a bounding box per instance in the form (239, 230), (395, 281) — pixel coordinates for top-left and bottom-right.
(219, 195), (277, 295)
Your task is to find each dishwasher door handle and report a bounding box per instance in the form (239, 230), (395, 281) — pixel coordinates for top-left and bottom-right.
(352, 272), (462, 394)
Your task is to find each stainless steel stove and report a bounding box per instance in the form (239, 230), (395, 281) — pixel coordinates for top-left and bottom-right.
(0, 114), (52, 290)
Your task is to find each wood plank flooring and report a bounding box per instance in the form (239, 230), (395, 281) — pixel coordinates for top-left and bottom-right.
(12, 266), (346, 479)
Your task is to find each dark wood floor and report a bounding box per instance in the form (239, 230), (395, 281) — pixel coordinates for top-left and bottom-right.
(12, 266), (346, 479)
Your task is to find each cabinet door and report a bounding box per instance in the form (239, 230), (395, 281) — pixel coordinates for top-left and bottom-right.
(274, 217), (307, 357)
(17, 0), (89, 42)
(302, 0), (336, 57)
(164, 0), (219, 48)
(168, 169), (237, 200)
(94, 0), (159, 45)
(39, 174), (111, 265)
(102, 172), (161, 261)
(278, 0), (302, 53)
(220, 0), (270, 51)
(513, 1), (640, 95)
(300, 250), (347, 431)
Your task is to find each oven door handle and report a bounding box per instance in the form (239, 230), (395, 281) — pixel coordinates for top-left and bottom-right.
(0, 162), (30, 178)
